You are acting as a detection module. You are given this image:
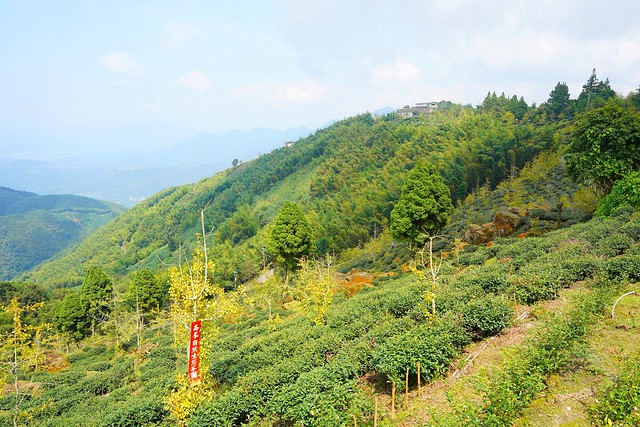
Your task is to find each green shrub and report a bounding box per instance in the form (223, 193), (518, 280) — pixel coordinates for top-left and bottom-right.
(627, 243), (640, 256)
(588, 355), (640, 426)
(87, 361), (112, 372)
(268, 363), (360, 426)
(458, 246), (495, 266)
(372, 319), (469, 385)
(600, 255), (640, 281)
(462, 296), (513, 339)
(139, 346), (177, 388)
(620, 220), (640, 241)
(495, 237), (549, 269)
(556, 257), (599, 283)
(509, 279), (560, 305)
(100, 397), (169, 427)
(0, 394), (13, 411)
(469, 273), (511, 294)
(595, 172), (640, 217)
(595, 233), (635, 257)
(435, 281), (484, 314)
(188, 388), (247, 427)
(77, 372), (121, 396)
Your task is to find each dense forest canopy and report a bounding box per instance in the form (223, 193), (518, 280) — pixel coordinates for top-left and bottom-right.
(0, 188), (123, 281)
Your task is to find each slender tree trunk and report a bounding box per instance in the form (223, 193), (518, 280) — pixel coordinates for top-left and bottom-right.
(13, 328), (19, 427)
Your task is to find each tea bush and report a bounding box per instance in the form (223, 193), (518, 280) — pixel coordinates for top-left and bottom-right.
(100, 396), (169, 427)
(373, 318), (469, 384)
(595, 232), (635, 257)
(509, 277), (560, 305)
(461, 296), (513, 339)
(589, 354), (640, 426)
(458, 246), (496, 265)
(600, 255), (640, 281)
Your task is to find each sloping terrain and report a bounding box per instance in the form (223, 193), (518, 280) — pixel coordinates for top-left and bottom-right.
(23, 107), (563, 287)
(0, 187), (123, 281)
(6, 207), (639, 426)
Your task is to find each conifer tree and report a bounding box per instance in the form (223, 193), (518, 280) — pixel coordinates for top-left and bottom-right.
(268, 201), (312, 288)
(54, 292), (89, 341)
(391, 162), (453, 316)
(80, 267), (114, 335)
(547, 82), (571, 119)
(576, 69), (616, 112)
(390, 162), (453, 247)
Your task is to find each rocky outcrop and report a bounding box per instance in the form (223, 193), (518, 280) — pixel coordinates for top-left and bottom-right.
(464, 207), (526, 244)
(464, 222), (498, 245)
(494, 207), (525, 235)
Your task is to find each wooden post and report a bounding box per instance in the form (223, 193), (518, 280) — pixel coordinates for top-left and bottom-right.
(417, 362), (421, 397)
(374, 397), (378, 427)
(405, 367), (409, 408)
(391, 382), (396, 419)
(353, 414), (357, 427)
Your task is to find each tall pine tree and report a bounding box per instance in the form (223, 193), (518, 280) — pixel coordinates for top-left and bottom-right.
(390, 162), (453, 246)
(269, 201), (312, 287)
(80, 267), (114, 335)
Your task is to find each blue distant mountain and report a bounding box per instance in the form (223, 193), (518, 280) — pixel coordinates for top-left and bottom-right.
(0, 126), (313, 206)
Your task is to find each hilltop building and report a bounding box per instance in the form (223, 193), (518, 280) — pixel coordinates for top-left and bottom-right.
(395, 101), (439, 118)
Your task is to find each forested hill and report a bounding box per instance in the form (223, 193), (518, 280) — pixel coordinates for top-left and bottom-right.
(23, 101), (562, 287)
(0, 187), (123, 281)
(6, 77), (640, 426)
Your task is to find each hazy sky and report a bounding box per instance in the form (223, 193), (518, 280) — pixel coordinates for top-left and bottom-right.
(2, 0), (640, 155)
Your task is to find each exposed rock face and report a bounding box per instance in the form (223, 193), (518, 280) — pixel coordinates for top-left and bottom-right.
(494, 207), (524, 236)
(464, 222), (498, 244)
(464, 207), (525, 244)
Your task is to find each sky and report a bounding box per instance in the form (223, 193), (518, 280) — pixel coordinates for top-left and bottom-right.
(1, 0), (640, 157)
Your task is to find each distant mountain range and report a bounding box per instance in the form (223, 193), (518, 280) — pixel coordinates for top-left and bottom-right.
(0, 126), (312, 206)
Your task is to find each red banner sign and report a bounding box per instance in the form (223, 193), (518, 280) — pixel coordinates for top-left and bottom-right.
(188, 320), (202, 382)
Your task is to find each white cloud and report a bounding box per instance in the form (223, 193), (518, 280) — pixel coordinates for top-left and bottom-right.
(236, 80), (327, 104)
(99, 52), (146, 76)
(177, 70), (212, 92)
(273, 81), (326, 103)
(371, 60), (420, 83)
(163, 22), (202, 48)
(467, 33), (570, 69)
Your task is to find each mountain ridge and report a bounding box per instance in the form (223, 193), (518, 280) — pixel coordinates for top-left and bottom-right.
(0, 187), (124, 281)
(0, 126), (313, 206)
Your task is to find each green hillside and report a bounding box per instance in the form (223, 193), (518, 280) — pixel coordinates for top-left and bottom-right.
(0, 187), (123, 281)
(3, 203), (640, 427)
(23, 102), (563, 287)
(3, 78), (640, 426)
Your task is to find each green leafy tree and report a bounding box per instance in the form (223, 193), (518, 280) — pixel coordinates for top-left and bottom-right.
(217, 204), (259, 245)
(268, 201), (312, 288)
(576, 69), (616, 112)
(1, 298), (47, 427)
(595, 171), (640, 216)
(80, 267), (114, 335)
(566, 101), (640, 193)
(53, 292), (89, 341)
(166, 209), (244, 425)
(390, 162), (453, 246)
(128, 269), (166, 313)
(628, 85), (640, 109)
(547, 82), (571, 119)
